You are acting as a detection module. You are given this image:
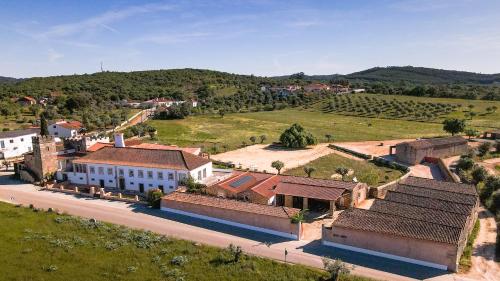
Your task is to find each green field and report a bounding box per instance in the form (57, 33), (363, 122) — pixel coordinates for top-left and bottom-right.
(148, 94), (499, 152)
(0, 202), (378, 281)
(284, 153), (403, 186)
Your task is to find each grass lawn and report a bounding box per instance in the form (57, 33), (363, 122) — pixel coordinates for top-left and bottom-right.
(284, 153), (403, 186)
(0, 202), (377, 281)
(148, 109), (456, 151)
(459, 220), (480, 272)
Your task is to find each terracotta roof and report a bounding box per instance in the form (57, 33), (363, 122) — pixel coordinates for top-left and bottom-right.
(73, 147), (210, 170)
(401, 176), (477, 196)
(394, 184), (477, 205)
(274, 182), (345, 201)
(332, 208), (463, 245)
(87, 142), (112, 152)
(57, 121), (83, 130)
(163, 192), (300, 218)
(0, 128), (39, 139)
(18, 96), (36, 102)
(403, 136), (467, 149)
(215, 171), (275, 195)
(369, 199), (468, 228)
(384, 191), (474, 215)
(279, 175), (359, 190)
(250, 175), (281, 198)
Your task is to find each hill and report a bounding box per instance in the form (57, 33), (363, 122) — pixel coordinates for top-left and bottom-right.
(344, 66), (500, 85)
(0, 76), (18, 83)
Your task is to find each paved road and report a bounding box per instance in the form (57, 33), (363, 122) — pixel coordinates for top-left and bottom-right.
(0, 172), (477, 281)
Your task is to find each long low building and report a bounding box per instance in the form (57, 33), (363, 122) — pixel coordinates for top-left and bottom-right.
(161, 191), (302, 239)
(322, 176), (478, 272)
(392, 136), (468, 165)
(0, 128), (39, 160)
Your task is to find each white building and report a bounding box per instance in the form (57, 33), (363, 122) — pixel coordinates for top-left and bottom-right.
(0, 128), (39, 160)
(65, 136), (212, 194)
(48, 121), (83, 138)
(141, 98), (198, 108)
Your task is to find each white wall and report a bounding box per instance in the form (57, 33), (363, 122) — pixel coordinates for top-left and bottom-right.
(189, 162), (213, 183)
(0, 133), (37, 159)
(48, 124), (77, 138)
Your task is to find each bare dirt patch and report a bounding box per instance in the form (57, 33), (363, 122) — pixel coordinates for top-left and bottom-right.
(211, 144), (334, 172)
(334, 139), (414, 157)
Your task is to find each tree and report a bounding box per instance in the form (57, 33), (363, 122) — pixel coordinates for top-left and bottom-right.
(336, 167), (349, 181)
(478, 142), (492, 157)
(325, 134), (333, 143)
(228, 244), (243, 263)
(442, 118), (465, 136)
(471, 166), (488, 184)
(456, 156), (474, 171)
(147, 188), (163, 209)
(259, 135), (267, 144)
(2, 160), (9, 171)
(218, 108), (225, 118)
(464, 128), (478, 140)
(322, 258), (351, 281)
(271, 160), (285, 174)
(40, 114), (49, 136)
(303, 166), (316, 178)
(249, 136), (256, 145)
(279, 123), (317, 148)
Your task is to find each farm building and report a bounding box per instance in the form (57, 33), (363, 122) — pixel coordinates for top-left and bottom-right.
(483, 130), (500, 140)
(392, 136), (468, 165)
(0, 128), (39, 160)
(207, 171), (369, 214)
(48, 120), (84, 138)
(322, 176), (478, 272)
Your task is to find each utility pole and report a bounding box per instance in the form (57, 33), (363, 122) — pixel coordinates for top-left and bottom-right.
(100, 61), (104, 72)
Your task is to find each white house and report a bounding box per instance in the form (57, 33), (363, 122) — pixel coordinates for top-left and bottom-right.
(65, 135), (212, 194)
(0, 128), (39, 160)
(141, 98), (198, 108)
(48, 121), (83, 138)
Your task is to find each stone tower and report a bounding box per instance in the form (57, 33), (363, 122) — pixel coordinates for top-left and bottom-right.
(30, 136), (58, 180)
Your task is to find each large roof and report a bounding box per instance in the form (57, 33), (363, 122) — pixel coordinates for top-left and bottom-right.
(163, 192), (300, 218)
(333, 208), (463, 245)
(73, 147), (210, 170)
(332, 177), (477, 245)
(274, 182), (345, 201)
(0, 128), (39, 139)
(279, 175), (359, 190)
(57, 121), (83, 130)
(402, 136), (467, 149)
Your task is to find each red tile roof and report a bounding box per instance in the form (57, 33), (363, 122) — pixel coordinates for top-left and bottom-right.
(163, 192), (300, 218)
(58, 121), (83, 130)
(74, 147), (210, 170)
(274, 182), (345, 201)
(131, 143), (200, 155)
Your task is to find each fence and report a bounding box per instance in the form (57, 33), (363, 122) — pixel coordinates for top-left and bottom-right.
(44, 184), (145, 204)
(328, 144), (372, 160)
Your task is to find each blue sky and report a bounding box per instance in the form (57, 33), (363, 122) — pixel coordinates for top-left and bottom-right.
(1, 0), (500, 78)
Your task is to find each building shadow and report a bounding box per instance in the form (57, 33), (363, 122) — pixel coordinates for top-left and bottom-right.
(129, 205), (292, 245)
(298, 240), (448, 280)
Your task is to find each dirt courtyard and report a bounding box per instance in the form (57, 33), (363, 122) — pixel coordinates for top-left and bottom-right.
(211, 144), (334, 172)
(334, 139), (414, 157)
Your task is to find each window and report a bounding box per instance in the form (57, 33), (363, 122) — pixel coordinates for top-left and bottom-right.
(168, 173), (174, 180)
(198, 171), (202, 180)
(98, 167), (104, 175)
(138, 170), (144, 178)
(91, 178), (95, 181)
(54, 132), (58, 135)
(119, 169), (124, 176)
(90, 167), (95, 174)
(149, 183), (153, 187)
(109, 180), (113, 183)
(20, 138), (24, 142)
(53, 125), (56, 128)
(158, 185), (164, 192)
(129, 170), (134, 177)
(107, 168), (113, 175)
(203, 168), (207, 178)
(28, 146), (32, 151)
(169, 185), (174, 189)
(147, 171), (153, 179)
(157, 172), (163, 180)
(79, 177), (83, 180)
(0, 141), (4, 148)
(9, 139), (14, 143)
(178, 174), (187, 181)
(130, 182), (134, 185)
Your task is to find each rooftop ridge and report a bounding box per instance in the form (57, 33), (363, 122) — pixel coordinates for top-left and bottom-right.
(385, 190), (472, 215)
(360, 208), (464, 230)
(250, 174), (278, 192)
(395, 183), (477, 204)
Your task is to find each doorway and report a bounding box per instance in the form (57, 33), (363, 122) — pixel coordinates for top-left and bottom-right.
(119, 178), (125, 190)
(99, 179), (105, 188)
(139, 183), (144, 193)
(292, 196), (304, 209)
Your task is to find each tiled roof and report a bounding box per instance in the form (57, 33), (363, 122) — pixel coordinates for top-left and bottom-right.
(215, 172), (275, 195)
(58, 121), (83, 130)
(403, 136), (467, 149)
(250, 175), (281, 198)
(384, 191), (474, 215)
(274, 182), (345, 201)
(369, 199), (468, 228)
(394, 184), (477, 205)
(87, 142), (112, 152)
(279, 175), (359, 190)
(0, 128), (39, 139)
(163, 192), (300, 218)
(74, 147), (210, 170)
(332, 208), (462, 245)
(401, 176), (477, 196)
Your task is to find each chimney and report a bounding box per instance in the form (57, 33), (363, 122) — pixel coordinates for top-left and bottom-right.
(114, 133), (125, 148)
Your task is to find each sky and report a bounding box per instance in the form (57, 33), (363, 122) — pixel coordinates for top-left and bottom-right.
(1, 0), (500, 78)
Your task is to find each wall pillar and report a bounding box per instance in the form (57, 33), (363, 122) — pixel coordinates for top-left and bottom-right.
(284, 195), (293, 208)
(329, 201), (336, 216)
(303, 197), (308, 210)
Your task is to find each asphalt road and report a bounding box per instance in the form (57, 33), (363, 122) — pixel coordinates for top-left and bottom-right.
(0, 172), (471, 281)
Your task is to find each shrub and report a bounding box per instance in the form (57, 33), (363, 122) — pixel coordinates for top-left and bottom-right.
(171, 255), (189, 266)
(228, 244), (243, 263)
(478, 142), (492, 157)
(471, 166), (488, 184)
(147, 188), (163, 209)
(279, 123), (317, 148)
(456, 156), (474, 171)
(322, 258), (351, 281)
